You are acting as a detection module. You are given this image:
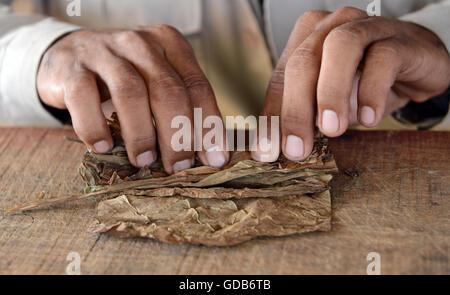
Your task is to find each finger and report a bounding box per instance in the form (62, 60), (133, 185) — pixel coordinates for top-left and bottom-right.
(280, 45), (318, 161)
(111, 30), (194, 174)
(263, 10), (330, 115)
(281, 7), (368, 161)
(147, 25), (229, 168)
(358, 39), (404, 127)
(250, 115), (280, 162)
(254, 10), (330, 162)
(64, 70), (114, 153)
(318, 16), (397, 136)
(87, 51), (158, 168)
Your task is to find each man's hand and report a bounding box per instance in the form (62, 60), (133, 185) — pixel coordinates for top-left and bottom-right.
(37, 25), (229, 174)
(253, 7), (450, 162)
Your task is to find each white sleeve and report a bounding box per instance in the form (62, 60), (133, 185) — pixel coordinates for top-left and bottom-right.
(0, 3), (80, 126)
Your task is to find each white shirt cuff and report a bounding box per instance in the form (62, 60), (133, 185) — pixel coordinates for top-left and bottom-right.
(0, 17), (80, 126)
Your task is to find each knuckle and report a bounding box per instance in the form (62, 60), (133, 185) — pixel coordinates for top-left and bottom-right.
(282, 112), (311, 130)
(69, 72), (92, 86)
(268, 69), (285, 91)
(50, 47), (76, 62)
(126, 134), (156, 149)
(111, 77), (141, 93)
(114, 30), (144, 44)
(150, 72), (187, 102)
(64, 75), (91, 101)
(319, 84), (347, 102)
(112, 30), (166, 56)
(285, 47), (319, 74)
(151, 72), (180, 89)
(297, 10), (329, 27)
(290, 47), (319, 62)
(367, 41), (399, 60)
(182, 72), (210, 89)
(325, 24), (364, 46)
(110, 76), (147, 102)
(154, 24), (182, 38)
(334, 6), (367, 19)
(72, 29), (97, 40)
(154, 24), (192, 49)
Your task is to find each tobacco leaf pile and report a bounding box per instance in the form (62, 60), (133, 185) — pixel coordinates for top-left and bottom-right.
(82, 115), (338, 246)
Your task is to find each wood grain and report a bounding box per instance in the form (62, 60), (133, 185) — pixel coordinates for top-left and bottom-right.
(0, 128), (448, 274)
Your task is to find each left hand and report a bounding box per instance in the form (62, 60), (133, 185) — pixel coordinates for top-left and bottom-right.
(252, 7), (450, 162)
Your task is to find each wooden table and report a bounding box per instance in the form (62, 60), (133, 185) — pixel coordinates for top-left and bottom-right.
(0, 128), (448, 274)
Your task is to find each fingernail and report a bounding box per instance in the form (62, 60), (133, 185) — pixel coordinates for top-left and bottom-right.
(205, 147), (226, 168)
(93, 140), (111, 154)
(285, 135), (304, 160)
(173, 159), (192, 173)
(251, 137), (279, 162)
(136, 151), (155, 167)
(322, 110), (339, 133)
(360, 106), (375, 126)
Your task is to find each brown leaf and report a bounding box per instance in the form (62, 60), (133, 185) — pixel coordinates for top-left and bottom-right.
(89, 191), (331, 246)
(83, 114), (338, 246)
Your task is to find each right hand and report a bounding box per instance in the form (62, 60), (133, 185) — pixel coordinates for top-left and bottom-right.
(37, 25), (229, 174)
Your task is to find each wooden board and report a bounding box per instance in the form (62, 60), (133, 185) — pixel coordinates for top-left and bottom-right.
(0, 128), (448, 274)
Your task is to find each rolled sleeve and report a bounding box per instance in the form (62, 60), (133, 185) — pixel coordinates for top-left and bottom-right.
(0, 17), (80, 126)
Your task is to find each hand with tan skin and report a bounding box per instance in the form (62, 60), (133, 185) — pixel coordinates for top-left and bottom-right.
(37, 25), (229, 174)
(252, 7), (450, 162)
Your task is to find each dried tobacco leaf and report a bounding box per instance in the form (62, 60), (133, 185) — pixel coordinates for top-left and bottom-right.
(89, 191), (331, 246)
(84, 114), (338, 246)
